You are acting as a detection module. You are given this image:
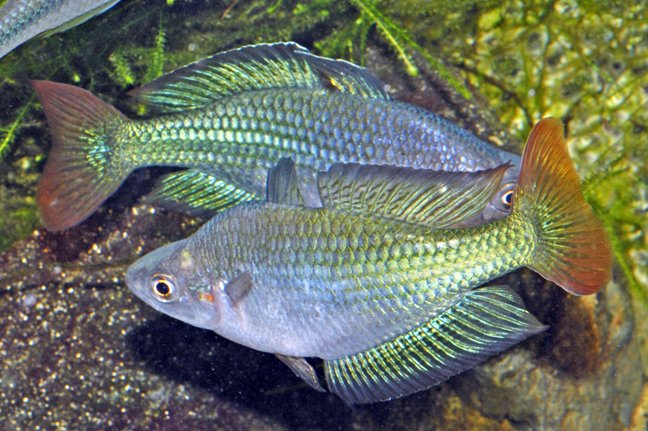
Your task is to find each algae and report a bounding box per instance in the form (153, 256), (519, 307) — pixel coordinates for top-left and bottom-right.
(0, 1), (646, 428)
(451, 0), (648, 305)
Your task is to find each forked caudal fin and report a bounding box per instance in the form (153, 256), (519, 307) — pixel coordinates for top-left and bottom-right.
(32, 80), (130, 231)
(513, 118), (612, 295)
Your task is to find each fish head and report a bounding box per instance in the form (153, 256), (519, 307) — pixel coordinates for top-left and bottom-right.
(484, 179), (516, 221)
(126, 239), (220, 330)
(480, 156), (519, 223)
(456, 162), (519, 228)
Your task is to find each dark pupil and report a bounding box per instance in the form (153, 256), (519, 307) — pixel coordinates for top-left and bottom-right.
(503, 191), (513, 205)
(155, 281), (170, 296)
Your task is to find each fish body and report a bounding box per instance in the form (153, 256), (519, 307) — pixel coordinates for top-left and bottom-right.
(123, 88), (518, 207)
(126, 118), (612, 403)
(33, 42), (519, 232)
(0, 0), (120, 59)
(143, 201), (533, 359)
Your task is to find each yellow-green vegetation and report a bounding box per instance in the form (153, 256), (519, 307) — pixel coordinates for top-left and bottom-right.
(0, 197), (39, 251)
(0, 96), (33, 158)
(451, 1), (648, 305)
(108, 15), (166, 90)
(299, 0), (472, 99)
(359, 0), (647, 305)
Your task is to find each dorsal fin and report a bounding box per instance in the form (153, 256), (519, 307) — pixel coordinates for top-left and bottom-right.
(297, 50), (389, 99)
(267, 157), (304, 206)
(128, 42), (389, 113)
(318, 162), (510, 228)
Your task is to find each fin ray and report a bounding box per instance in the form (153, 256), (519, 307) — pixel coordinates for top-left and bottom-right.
(128, 42), (389, 113)
(128, 42), (320, 112)
(297, 50), (389, 99)
(513, 118), (612, 295)
(318, 163), (509, 228)
(32, 80), (129, 231)
(267, 158), (304, 206)
(324, 286), (545, 404)
(276, 354), (325, 392)
(224, 272), (254, 304)
(142, 169), (255, 217)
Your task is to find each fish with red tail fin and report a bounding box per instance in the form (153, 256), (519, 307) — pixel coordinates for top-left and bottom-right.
(32, 42), (520, 231)
(126, 118), (612, 404)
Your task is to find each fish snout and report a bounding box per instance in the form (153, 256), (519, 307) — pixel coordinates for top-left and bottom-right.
(124, 261), (147, 296)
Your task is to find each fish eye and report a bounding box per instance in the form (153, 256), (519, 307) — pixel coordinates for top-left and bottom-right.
(498, 184), (516, 210)
(501, 190), (514, 207)
(150, 274), (178, 303)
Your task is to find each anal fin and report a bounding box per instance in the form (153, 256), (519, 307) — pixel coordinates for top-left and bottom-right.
(142, 169), (256, 217)
(324, 286), (546, 404)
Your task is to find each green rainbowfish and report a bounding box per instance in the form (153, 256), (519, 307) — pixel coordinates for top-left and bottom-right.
(33, 42), (520, 232)
(126, 118), (612, 403)
(0, 0), (120, 59)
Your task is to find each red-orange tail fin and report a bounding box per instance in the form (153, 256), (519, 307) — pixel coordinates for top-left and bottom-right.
(32, 80), (130, 231)
(513, 118), (612, 295)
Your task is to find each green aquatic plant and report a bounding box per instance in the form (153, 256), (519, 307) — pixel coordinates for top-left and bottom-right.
(586, 164), (647, 305)
(292, 0), (471, 99)
(348, 0), (472, 100)
(143, 18), (166, 83)
(0, 199), (39, 252)
(107, 15), (167, 89)
(0, 96), (33, 159)
(108, 51), (136, 86)
(450, 0), (648, 305)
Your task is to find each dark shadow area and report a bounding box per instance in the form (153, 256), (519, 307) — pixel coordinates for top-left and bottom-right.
(126, 315), (358, 430)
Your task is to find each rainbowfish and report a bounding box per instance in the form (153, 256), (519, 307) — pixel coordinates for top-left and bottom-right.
(0, 0), (120, 59)
(126, 118), (612, 403)
(32, 42), (520, 232)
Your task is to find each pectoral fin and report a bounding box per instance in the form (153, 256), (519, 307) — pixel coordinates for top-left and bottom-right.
(276, 354), (325, 392)
(324, 286), (546, 404)
(224, 272), (255, 305)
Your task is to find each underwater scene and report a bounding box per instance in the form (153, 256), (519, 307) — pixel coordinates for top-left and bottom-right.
(0, 0), (646, 430)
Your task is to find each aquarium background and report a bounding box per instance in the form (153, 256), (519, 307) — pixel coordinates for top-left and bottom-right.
(0, 0), (646, 429)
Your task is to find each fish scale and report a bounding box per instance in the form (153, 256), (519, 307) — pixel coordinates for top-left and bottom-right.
(127, 90), (506, 187)
(182, 201), (532, 359)
(33, 42), (520, 232)
(126, 118), (611, 403)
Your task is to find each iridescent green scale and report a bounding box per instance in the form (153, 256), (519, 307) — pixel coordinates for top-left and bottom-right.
(121, 117), (610, 405)
(187, 158), (546, 403)
(33, 42), (521, 232)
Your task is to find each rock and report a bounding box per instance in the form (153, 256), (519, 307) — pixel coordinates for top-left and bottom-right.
(0, 1), (645, 430)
